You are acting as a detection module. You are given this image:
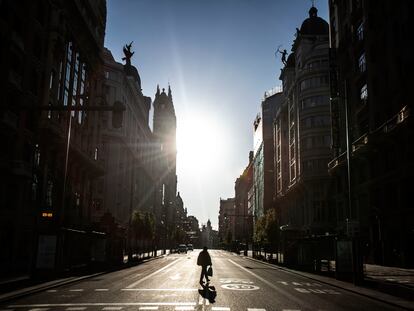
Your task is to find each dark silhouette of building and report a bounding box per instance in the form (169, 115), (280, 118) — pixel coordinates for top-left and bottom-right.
(328, 0), (414, 267)
(218, 197), (235, 246)
(234, 152), (254, 244)
(274, 5), (332, 264)
(152, 85), (178, 248)
(0, 0), (107, 277)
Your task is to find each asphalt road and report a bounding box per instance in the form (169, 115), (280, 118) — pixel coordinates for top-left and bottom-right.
(0, 250), (404, 311)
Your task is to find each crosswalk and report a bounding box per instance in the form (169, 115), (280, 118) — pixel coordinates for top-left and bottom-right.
(1, 306), (304, 311)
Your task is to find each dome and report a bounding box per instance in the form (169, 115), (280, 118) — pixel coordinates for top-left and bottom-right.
(123, 64), (142, 90)
(286, 53), (295, 67)
(299, 7), (329, 36)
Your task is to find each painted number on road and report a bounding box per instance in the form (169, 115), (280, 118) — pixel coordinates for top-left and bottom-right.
(221, 284), (260, 290)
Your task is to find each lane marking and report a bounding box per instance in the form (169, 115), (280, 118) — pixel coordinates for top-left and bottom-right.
(122, 288), (198, 291)
(126, 259), (181, 288)
(139, 308), (159, 310)
(211, 308), (230, 310)
(95, 289), (109, 291)
(9, 303), (197, 307)
(175, 307), (194, 311)
(248, 309), (266, 311)
(69, 289), (84, 292)
(227, 259), (303, 305)
(102, 308), (123, 310)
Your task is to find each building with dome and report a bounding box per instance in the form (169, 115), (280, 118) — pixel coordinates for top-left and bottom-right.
(96, 47), (154, 230)
(274, 5), (332, 265)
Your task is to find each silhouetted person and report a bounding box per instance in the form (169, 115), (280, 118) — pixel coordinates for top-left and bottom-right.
(197, 246), (212, 285)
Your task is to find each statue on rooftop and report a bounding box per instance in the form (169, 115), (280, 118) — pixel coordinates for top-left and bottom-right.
(122, 41), (134, 65)
(276, 47), (288, 66)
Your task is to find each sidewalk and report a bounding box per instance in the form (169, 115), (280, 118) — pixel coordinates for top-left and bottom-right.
(0, 250), (169, 303)
(240, 251), (414, 310)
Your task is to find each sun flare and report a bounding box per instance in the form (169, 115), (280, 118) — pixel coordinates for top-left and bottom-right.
(177, 112), (225, 173)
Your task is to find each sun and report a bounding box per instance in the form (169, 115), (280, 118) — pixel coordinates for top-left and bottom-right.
(176, 112), (225, 173)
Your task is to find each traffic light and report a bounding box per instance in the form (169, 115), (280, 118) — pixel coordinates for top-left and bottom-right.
(112, 101), (125, 128)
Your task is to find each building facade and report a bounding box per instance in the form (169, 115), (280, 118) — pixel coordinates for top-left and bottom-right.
(218, 197), (236, 245)
(328, 0), (414, 267)
(234, 152), (254, 243)
(152, 85), (178, 248)
(275, 6), (332, 263)
(96, 47), (154, 230)
(0, 0), (107, 277)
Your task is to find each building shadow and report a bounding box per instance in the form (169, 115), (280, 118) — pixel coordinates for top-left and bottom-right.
(198, 283), (217, 303)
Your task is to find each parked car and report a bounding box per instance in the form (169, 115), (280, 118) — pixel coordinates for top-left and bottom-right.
(187, 244), (193, 251)
(178, 244), (188, 253)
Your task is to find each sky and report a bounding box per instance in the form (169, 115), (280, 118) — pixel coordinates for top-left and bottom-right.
(105, 0), (329, 229)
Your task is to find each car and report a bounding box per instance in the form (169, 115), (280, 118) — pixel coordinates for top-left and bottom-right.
(178, 244), (187, 253)
(187, 244), (193, 251)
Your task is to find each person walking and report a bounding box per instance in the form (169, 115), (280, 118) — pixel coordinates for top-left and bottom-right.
(197, 246), (212, 285)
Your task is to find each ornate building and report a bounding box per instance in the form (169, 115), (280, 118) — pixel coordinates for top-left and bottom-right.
(96, 46), (154, 229)
(275, 6), (332, 264)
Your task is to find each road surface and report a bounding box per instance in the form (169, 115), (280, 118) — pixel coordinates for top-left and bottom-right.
(0, 250), (403, 310)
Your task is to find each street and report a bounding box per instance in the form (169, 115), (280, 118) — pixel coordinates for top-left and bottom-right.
(0, 250), (403, 311)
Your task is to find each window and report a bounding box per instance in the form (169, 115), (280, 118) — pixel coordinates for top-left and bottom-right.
(46, 180), (53, 207)
(360, 84), (368, 102)
(105, 71), (109, 79)
(301, 96), (329, 109)
(94, 147), (98, 160)
(356, 22), (364, 41)
(358, 53), (366, 72)
(33, 144), (40, 167)
(49, 70), (54, 90)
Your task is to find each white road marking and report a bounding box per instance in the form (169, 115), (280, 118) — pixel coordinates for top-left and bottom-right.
(9, 303), (196, 308)
(122, 288), (198, 291)
(66, 308), (87, 311)
(139, 308), (159, 310)
(175, 307), (194, 311)
(211, 307), (230, 310)
(69, 289), (84, 292)
(198, 296), (203, 305)
(170, 273), (181, 280)
(282, 309), (301, 311)
(248, 309), (266, 311)
(227, 259), (303, 305)
(95, 288), (109, 291)
(102, 308), (123, 310)
(126, 259), (181, 288)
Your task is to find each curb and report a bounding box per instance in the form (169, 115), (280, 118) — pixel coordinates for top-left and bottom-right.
(241, 255), (413, 310)
(0, 254), (168, 304)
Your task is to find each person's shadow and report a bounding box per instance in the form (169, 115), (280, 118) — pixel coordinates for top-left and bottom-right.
(198, 282), (217, 304)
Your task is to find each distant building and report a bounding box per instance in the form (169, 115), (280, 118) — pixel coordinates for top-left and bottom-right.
(251, 92), (283, 236)
(152, 85), (178, 247)
(201, 219), (215, 249)
(234, 152), (254, 244)
(218, 197), (236, 245)
(328, 0), (414, 267)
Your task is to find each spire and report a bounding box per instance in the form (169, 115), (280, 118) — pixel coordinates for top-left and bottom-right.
(156, 84), (160, 96)
(168, 84), (172, 99)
